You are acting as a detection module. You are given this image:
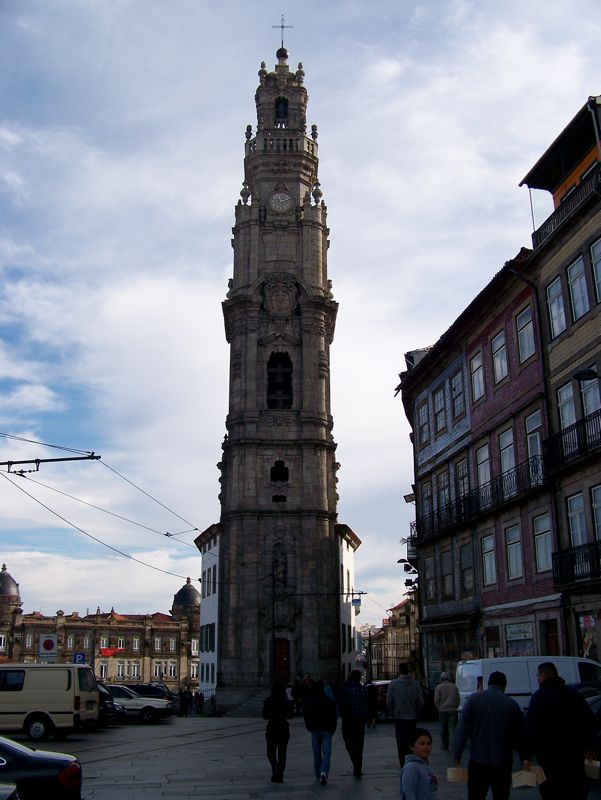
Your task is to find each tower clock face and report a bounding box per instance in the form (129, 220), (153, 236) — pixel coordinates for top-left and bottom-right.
(269, 190), (293, 213)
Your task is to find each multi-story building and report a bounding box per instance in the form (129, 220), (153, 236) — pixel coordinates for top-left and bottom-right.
(196, 47), (360, 711)
(368, 599), (419, 681)
(398, 96), (601, 682)
(520, 95), (601, 659)
(0, 564), (200, 689)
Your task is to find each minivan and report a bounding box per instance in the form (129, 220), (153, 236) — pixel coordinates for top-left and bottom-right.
(0, 663), (98, 740)
(456, 656), (601, 712)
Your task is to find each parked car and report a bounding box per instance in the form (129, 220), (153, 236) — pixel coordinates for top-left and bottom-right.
(0, 786), (19, 800)
(104, 685), (174, 723)
(0, 736), (82, 799)
(125, 683), (176, 705)
(97, 683), (116, 728)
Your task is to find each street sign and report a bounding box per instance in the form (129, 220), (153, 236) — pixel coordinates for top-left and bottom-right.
(73, 652), (86, 664)
(39, 634), (57, 657)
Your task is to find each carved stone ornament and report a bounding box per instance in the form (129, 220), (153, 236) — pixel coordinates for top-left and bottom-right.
(263, 275), (297, 318)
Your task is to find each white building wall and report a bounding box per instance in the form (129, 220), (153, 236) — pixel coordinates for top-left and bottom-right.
(199, 535), (219, 695)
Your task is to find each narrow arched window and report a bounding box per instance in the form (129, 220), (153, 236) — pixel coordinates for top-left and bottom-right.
(270, 460), (289, 483)
(267, 352), (292, 409)
(274, 97), (289, 127)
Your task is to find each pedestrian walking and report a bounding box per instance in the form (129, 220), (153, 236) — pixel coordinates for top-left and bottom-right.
(262, 683), (294, 784)
(524, 661), (597, 800)
(303, 680), (338, 785)
(433, 671), (459, 751)
(454, 670), (526, 800)
(400, 727), (438, 800)
(387, 663), (424, 767)
(338, 669), (368, 778)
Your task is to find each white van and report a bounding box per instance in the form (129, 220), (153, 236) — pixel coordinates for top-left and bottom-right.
(456, 656), (601, 712)
(0, 663), (99, 740)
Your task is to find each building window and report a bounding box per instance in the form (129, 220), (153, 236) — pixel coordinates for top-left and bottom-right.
(547, 277), (567, 338)
(525, 410), (543, 485)
(441, 550), (454, 598)
(591, 238), (601, 302)
(505, 525), (523, 579)
(492, 330), (508, 383)
(451, 370), (465, 418)
(481, 534), (497, 586)
(191, 639), (199, 655)
(455, 458), (469, 499)
(433, 386), (446, 433)
(117, 637), (125, 649)
(499, 428), (516, 498)
(470, 352), (484, 400)
(212, 564), (217, 594)
(267, 351), (293, 409)
(0, 635), (6, 652)
(99, 662), (108, 679)
(476, 444), (491, 507)
(424, 557), (435, 601)
(131, 661), (140, 678)
(169, 638), (176, 652)
(557, 383), (576, 431)
(117, 662), (125, 678)
(191, 662), (198, 679)
(421, 481), (432, 517)
(133, 636), (140, 652)
(154, 637), (161, 651)
(460, 543), (474, 594)
(567, 255), (589, 321)
(66, 635), (74, 650)
(567, 493), (587, 547)
(168, 662), (177, 678)
(437, 470), (450, 510)
(83, 636), (91, 650)
(592, 485), (601, 541)
(581, 373), (601, 418)
(100, 635), (109, 649)
(25, 634), (33, 649)
(211, 664), (215, 684)
(417, 400), (430, 446)
(533, 513), (552, 572)
(516, 305), (535, 362)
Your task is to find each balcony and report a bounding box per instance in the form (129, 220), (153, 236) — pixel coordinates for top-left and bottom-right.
(544, 408), (601, 474)
(532, 165), (601, 249)
(553, 541), (601, 588)
(415, 455), (545, 543)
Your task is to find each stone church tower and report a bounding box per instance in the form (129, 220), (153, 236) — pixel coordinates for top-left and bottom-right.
(197, 47), (359, 710)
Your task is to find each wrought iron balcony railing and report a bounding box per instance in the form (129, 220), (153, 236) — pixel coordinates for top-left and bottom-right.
(415, 455), (545, 542)
(544, 408), (601, 473)
(553, 541), (601, 587)
(532, 165), (601, 249)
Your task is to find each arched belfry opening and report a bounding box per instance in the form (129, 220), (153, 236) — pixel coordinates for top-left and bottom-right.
(274, 96), (289, 127)
(270, 460), (289, 483)
(267, 352), (292, 409)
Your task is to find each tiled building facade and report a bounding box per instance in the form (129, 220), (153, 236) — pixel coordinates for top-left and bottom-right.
(399, 97), (601, 684)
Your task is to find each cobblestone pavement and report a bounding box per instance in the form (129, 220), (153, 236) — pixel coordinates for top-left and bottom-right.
(20, 715), (601, 800)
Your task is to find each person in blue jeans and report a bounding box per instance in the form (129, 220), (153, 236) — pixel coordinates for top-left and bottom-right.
(303, 680), (338, 785)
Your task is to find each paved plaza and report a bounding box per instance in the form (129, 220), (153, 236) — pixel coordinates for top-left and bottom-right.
(23, 715), (601, 800)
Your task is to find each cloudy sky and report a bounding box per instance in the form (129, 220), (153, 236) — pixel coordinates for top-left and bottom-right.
(0, 0), (598, 623)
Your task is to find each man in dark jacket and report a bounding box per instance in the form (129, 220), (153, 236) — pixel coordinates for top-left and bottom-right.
(339, 670), (368, 778)
(303, 680), (337, 785)
(454, 670), (526, 800)
(524, 661), (596, 800)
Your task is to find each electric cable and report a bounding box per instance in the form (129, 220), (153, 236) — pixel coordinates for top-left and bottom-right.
(14, 473), (197, 548)
(0, 471), (198, 582)
(0, 432), (92, 455)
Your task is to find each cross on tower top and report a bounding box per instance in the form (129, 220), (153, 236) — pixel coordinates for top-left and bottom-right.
(272, 14), (293, 49)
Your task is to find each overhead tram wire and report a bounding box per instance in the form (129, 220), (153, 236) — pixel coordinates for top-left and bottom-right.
(0, 471), (197, 582)
(0, 432), (94, 455)
(12, 474), (198, 548)
(99, 460), (199, 532)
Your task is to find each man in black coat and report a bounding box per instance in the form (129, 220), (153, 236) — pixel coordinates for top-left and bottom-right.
(524, 661), (596, 800)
